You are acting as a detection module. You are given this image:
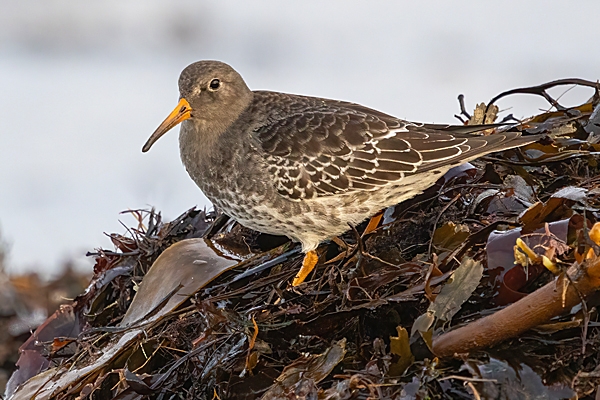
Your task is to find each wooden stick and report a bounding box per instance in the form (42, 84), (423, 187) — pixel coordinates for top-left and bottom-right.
(432, 256), (600, 358)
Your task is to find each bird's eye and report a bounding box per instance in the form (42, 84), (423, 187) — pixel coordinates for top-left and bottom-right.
(209, 79), (221, 90)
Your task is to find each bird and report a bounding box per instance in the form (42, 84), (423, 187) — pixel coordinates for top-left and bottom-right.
(142, 60), (540, 286)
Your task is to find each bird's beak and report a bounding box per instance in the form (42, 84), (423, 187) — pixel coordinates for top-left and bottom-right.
(142, 98), (192, 152)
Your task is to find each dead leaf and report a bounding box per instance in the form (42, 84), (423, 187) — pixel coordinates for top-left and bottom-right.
(389, 326), (414, 376)
(260, 339), (346, 399)
(428, 258), (483, 323)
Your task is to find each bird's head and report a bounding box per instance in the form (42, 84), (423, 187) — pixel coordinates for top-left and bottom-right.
(142, 60), (252, 152)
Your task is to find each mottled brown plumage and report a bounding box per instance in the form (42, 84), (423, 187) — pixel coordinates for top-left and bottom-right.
(143, 60), (540, 253)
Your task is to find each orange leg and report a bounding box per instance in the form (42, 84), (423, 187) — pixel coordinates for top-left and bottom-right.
(292, 250), (319, 286)
(292, 212), (383, 286)
(363, 211), (384, 236)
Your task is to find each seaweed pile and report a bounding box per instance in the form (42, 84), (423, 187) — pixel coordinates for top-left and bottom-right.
(6, 79), (600, 399)
(0, 263), (89, 394)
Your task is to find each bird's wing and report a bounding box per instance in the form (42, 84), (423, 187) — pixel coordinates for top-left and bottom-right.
(254, 98), (525, 200)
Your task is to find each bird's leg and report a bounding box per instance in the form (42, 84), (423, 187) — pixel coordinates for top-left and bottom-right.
(363, 211), (384, 236)
(293, 212), (385, 286)
(292, 250), (319, 286)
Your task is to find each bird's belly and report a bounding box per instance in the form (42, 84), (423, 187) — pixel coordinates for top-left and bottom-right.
(204, 177), (429, 252)
(212, 196), (355, 251)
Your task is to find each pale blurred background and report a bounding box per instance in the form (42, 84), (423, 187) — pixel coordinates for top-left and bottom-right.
(0, 0), (598, 277)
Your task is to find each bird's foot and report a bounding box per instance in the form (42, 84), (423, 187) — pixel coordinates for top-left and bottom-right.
(292, 212), (386, 286)
(292, 250), (319, 286)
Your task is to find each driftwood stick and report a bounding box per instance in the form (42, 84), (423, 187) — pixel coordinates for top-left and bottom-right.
(432, 257), (600, 358)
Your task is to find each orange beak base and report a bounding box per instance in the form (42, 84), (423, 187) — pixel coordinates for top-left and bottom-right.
(142, 98), (192, 152)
